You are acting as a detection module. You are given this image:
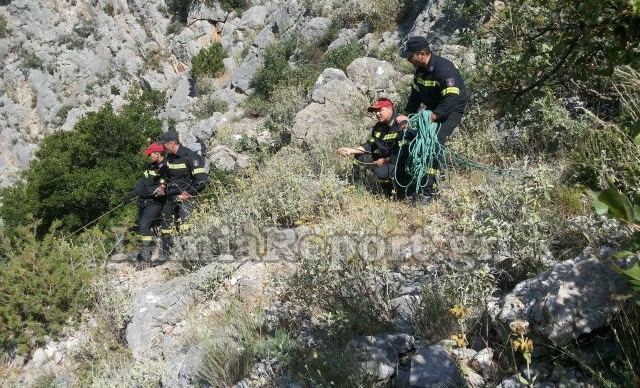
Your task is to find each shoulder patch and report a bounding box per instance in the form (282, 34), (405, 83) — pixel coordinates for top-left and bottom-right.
(446, 78), (456, 87)
(192, 159), (200, 167)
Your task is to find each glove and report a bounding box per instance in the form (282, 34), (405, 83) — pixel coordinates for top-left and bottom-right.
(152, 185), (165, 197)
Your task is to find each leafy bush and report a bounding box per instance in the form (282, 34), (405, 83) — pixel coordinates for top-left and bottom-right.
(191, 43), (226, 81)
(441, 166), (591, 283)
(334, 0), (413, 33)
(193, 97), (229, 119)
(192, 301), (291, 385)
(166, 0), (193, 23)
(166, 21), (183, 35)
(250, 38), (324, 99)
(219, 0), (249, 12)
(0, 88), (164, 235)
(0, 223), (96, 354)
(322, 43), (365, 71)
(466, 0), (640, 111)
(21, 51), (43, 70)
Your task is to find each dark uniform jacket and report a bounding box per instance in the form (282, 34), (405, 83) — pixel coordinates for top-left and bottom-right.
(405, 54), (468, 117)
(362, 113), (406, 163)
(165, 145), (208, 197)
(129, 160), (168, 205)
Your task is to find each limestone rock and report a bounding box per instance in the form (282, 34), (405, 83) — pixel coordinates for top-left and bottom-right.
(349, 334), (414, 382)
(241, 6), (268, 30)
(292, 74), (368, 147)
(126, 263), (229, 359)
(488, 254), (628, 345)
(389, 295), (420, 334)
(346, 57), (402, 96)
(409, 345), (465, 387)
(298, 17), (331, 42)
(208, 145), (251, 172)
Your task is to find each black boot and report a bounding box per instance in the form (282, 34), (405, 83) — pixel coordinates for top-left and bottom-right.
(159, 236), (173, 261)
(137, 241), (154, 262)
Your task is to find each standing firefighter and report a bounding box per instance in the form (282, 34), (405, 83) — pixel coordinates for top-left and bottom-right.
(337, 98), (408, 196)
(401, 36), (468, 198)
(128, 142), (168, 262)
(159, 131), (208, 256)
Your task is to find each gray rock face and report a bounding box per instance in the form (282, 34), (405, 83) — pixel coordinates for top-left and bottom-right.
(292, 72), (368, 147)
(349, 334), (414, 382)
(208, 145), (251, 172)
(240, 6), (268, 30)
(230, 27), (275, 94)
(389, 295), (420, 334)
(292, 69), (368, 147)
(409, 345), (465, 387)
(328, 25), (368, 50)
(488, 254), (628, 345)
(298, 17), (331, 42)
(126, 263), (227, 359)
(163, 345), (205, 388)
(346, 57), (402, 96)
(191, 112), (227, 140)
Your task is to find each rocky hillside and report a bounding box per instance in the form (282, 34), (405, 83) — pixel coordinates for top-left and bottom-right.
(1, 0), (640, 387)
(0, 0), (464, 187)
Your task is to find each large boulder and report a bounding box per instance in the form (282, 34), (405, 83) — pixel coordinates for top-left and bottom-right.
(348, 333), (414, 382)
(345, 57), (402, 97)
(291, 68), (368, 147)
(126, 263), (229, 359)
(208, 145), (251, 172)
(488, 254), (628, 346)
(409, 345), (465, 387)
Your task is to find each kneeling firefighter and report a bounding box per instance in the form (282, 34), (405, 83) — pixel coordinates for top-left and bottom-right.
(337, 98), (408, 196)
(128, 142), (168, 262)
(159, 131), (208, 256)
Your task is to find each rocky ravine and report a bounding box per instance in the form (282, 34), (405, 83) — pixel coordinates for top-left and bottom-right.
(0, 0), (469, 187)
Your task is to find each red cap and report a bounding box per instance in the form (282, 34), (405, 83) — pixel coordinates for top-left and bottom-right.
(144, 143), (165, 156)
(368, 98), (394, 112)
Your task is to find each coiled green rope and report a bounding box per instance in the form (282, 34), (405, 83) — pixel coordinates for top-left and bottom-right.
(394, 110), (510, 196)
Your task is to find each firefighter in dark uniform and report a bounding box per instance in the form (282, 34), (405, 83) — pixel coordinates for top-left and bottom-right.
(337, 98), (408, 195)
(401, 36), (469, 198)
(159, 131), (208, 255)
(128, 142), (168, 262)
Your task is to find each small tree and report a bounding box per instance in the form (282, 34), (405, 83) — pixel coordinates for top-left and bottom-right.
(0, 88), (164, 235)
(191, 43), (227, 81)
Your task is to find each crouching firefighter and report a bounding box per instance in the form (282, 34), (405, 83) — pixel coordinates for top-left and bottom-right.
(400, 36), (468, 200)
(128, 142), (168, 262)
(159, 131), (208, 257)
(337, 98), (408, 196)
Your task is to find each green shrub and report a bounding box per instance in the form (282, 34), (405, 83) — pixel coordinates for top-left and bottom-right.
(322, 43), (365, 71)
(191, 43), (226, 80)
(250, 39), (322, 99)
(193, 97), (229, 119)
(0, 223), (96, 354)
(497, 95), (591, 157)
(166, 21), (183, 35)
(104, 3), (115, 17)
(21, 51), (43, 70)
(0, 88), (164, 235)
(466, 0), (640, 110)
(166, 0), (193, 23)
(335, 0), (413, 33)
(219, 0), (249, 12)
(0, 14), (7, 38)
(54, 105), (72, 126)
